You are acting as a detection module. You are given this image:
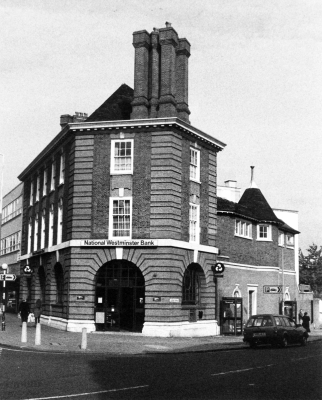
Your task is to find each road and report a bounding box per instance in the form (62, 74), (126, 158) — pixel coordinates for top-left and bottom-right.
(0, 341), (321, 400)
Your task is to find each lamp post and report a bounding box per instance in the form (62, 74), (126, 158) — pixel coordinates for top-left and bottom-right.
(2, 263), (8, 331)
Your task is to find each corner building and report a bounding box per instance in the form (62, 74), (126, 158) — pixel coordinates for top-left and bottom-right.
(18, 24), (226, 336)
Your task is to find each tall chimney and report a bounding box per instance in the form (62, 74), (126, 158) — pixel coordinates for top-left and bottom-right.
(130, 23), (191, 123)
(131, 30), (150, 119)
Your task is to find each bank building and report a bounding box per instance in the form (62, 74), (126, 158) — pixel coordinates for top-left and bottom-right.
(18, 23), (226, 337)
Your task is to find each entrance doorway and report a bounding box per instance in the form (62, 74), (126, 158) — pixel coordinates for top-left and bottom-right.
(95, 261), (145, 332)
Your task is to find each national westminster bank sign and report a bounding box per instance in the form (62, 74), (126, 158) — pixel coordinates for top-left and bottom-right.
(81, 239), (158, 247)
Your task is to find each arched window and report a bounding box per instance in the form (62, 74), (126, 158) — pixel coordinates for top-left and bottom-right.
(54, 263), (64, 304)
(182, 264), (203, 305)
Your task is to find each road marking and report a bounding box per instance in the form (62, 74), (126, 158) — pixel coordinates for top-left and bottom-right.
(211, 364), (274, 376)
(21, 385), (149, 400)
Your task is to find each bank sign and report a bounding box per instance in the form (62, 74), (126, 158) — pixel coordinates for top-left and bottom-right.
(81, 239), (158, 247)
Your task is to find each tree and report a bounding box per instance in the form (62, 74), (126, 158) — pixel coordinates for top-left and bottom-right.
(299, 244), (322, 299)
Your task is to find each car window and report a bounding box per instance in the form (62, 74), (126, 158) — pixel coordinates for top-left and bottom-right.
(274, 317), (282, 326)
(289, 319), (296, 327)
(282, 317), (291, 326)
(262, 317), (273, 326)
(254, 317), (263, 326)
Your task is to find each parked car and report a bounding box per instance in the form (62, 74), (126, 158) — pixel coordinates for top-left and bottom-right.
(243, 314), (308, 348)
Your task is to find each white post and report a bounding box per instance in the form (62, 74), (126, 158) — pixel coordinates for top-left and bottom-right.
(21, 321), (27, 343)
(35, 323), (41, 345)
(81, 327), (87, 350)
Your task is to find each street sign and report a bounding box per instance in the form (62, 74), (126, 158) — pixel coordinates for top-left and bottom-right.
(0, 274), (16, 281)
(263, 285), (282, 294)
(23, 265), (32, 275)
(212, 263), (225, 274)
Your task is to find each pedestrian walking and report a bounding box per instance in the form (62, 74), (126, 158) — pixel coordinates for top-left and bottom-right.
(18, 299), (30, 323)
(298, 309), (303, 324)
(302, 312), (311, 333)
(33, 299), (42, 325)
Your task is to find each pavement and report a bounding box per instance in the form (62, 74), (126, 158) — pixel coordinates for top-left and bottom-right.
(1, 313), (322, 355)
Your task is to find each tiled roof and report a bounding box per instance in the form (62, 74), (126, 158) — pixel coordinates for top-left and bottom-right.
(86, 84), (133, 122)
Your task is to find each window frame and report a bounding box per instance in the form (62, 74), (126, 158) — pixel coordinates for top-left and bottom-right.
(48, 204), (54, 247)
(43, 168), (48, 197)
(257, 224), (272, 241)
(189, 203), (200, 243)
(57, 198), (63, 244)
(110, 139), (134, 175)
(59, 152), (65, 185)
(50, 161), (56, 192)
(235, 219), (252, 239)
(41, 209), (46, 249)
(33, 213), (39, 252)
(30, 180), (34, 206)
(286, 234), (294, 246)
(109, 197), (132, 239)
(189, 148), (200, 183)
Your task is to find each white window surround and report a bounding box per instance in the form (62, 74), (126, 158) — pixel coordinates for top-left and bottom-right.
(48, 205), (54, 247)
(110, 139), (134, 175)
(247, 286), (258, 317)
(109, 197), (132, 239)
(257, 224), (272, 241)
(189, 203), (200, 244)
(57, 199), (63, 244)
(30, 181), (34, 206)
(50, 161), (56, 191)
(43, 168), (48, 197)
(59, 153), (65, 185)
(189, 148), (200, 183)
(235, 219), (252, 239)
(27, 218), (32, 254)
(41, 210), (46, 249)
(33, 213), (39, 252)
(36, 175), (40, 202)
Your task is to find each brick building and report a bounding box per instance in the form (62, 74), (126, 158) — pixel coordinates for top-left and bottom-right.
(18, 24), (226, 336)
(216, 176), (304, 334)
(0, 183), (23, 313)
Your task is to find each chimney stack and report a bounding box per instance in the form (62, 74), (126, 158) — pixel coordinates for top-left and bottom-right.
(131, 23), (191, 123)
(60, 112), (88, 129)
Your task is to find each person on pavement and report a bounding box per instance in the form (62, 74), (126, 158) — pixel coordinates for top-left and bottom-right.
(302, 312), (311, 333)
(298, 309), (303, 324)
(18, 299), (30, 323)
(33, 298), (42, 326)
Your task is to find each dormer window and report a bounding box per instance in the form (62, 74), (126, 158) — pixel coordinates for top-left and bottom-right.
(257, 224), (272, 241)
(286, 234), (294, 246)
(235, 220), (252, 239)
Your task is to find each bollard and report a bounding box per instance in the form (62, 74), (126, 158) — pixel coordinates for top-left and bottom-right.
(35, 323), (41, 345)
(21, 321), (27, 343)
(81, 327), (87, 350)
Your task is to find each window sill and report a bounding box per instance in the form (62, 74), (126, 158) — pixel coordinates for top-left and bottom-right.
(190, 179), (201, 185)
(234, 234), (252, 240)
(256, 238), (273, 242)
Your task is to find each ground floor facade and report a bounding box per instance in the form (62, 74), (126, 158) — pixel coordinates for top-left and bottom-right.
(19, 240), (220, 337)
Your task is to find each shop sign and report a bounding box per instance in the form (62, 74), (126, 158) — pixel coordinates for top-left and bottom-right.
(153, 297), (161, 302)
(169, 298), (180, 303)
(81, 239), (158, 247)
(263, 285), (282, 294)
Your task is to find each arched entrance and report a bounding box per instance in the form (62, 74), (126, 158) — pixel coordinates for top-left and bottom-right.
(95, 260), (145, 332)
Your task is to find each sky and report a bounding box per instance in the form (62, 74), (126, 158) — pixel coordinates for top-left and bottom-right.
(1, 0), (321, 252)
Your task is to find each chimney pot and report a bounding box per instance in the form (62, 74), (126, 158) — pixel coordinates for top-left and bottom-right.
(165, 22), (172, 27)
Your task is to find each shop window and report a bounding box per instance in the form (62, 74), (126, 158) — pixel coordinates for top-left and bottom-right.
(54, 263), (64, 304)
(109, 198), (132, 238)
(190, 148), (200, 182)
(111, 139), (133, 174)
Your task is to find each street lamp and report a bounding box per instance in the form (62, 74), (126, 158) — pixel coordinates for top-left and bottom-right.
(2, 263), (8, 331)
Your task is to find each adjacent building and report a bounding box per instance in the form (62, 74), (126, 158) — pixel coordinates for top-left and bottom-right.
(0, 183), (23, 312)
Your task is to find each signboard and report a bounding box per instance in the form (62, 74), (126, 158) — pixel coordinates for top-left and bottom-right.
(169, 298), (179, 303)
(212, 263), (225, 274)
(76, 295), (85, 300)
(81, 239), (158, 247)
(153, 297), (161, 302)
(263, 285), (282, 294)
(23, 265), (33, 275)
(0, 274), (16, 281)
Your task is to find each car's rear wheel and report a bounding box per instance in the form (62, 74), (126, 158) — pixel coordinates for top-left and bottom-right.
(281, 335), (288, 348)
(300, 336), (308, 346)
